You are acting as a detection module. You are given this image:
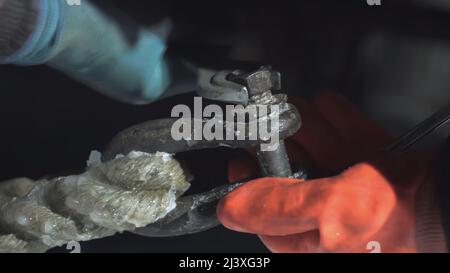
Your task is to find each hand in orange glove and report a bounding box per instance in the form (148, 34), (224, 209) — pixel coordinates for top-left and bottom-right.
(217, 92), (447, 253)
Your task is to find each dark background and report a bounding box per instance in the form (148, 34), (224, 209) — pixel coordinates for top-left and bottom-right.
(2, 0), (450, 252)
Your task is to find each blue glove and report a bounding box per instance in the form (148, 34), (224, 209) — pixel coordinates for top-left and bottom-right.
(1, 0), (180, 104)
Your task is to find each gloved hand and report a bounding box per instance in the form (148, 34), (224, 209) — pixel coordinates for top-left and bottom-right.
(218, 92), (447, 253)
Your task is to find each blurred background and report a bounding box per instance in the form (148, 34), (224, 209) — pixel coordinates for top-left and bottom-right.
(1, 0), (450, 252)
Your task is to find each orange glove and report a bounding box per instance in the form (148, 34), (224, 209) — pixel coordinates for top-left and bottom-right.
(217, 92), (447, 253)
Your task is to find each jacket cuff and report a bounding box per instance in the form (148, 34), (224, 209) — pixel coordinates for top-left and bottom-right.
(0, 0), (38, 58)
(433, 136), (450, 252)
(415, 170), (448, 253)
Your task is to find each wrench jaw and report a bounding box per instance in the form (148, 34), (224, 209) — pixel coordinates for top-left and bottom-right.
(197, 69), (249, 105)
(103, 67), (303, 237)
